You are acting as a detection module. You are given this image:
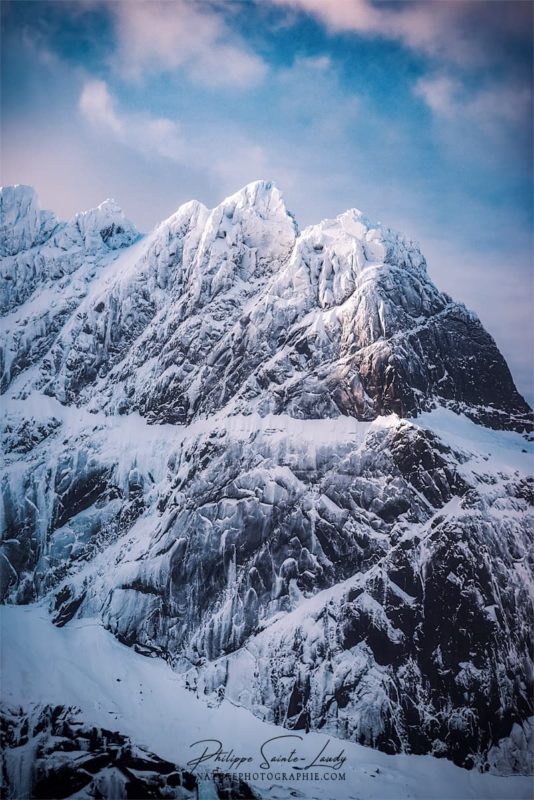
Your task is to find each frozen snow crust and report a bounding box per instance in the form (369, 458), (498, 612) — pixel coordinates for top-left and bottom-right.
(1, 182), (533, 795)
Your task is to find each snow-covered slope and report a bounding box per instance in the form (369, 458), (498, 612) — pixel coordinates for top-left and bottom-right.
(2, 604), (532, 799)
(1, 182), (532, 798)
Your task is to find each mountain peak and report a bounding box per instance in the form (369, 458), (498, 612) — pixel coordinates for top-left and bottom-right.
(219, 179), (297, 228)
(230, 178), (278, 200)
(185, 180), (298, 289)
(298, 207), (426, 274)
(1, 183), (37, 204)
(69, 197), (138, 250)
(95, 198), (124, 215)
(0, 185), (139, 257)
(0, 184), (57, 256)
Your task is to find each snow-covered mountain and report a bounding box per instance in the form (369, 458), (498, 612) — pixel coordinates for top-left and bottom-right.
(1, 182), (532, 799)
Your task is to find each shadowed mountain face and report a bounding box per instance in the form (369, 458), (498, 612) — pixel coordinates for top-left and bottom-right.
(1, 182), (532, 782)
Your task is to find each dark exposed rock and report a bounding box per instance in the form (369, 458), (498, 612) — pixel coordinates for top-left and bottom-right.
(1, 705), (258, 800)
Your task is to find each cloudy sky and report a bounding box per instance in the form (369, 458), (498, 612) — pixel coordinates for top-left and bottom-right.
(1, 0), (533, 403)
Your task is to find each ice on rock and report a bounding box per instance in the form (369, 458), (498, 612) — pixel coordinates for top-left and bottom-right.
(1, 181), (533, 787)
(0, 188), (139, 390)
(62, 198), (139, 252)
(269, 207), (426, 313)
(191, 179), (297, 299)
(0, 184), (57, 257)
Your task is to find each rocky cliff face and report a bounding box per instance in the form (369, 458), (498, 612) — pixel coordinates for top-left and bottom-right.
(1, 182), (532, 785)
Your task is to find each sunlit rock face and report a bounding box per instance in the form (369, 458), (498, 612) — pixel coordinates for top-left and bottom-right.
(1, 181), (532, 777)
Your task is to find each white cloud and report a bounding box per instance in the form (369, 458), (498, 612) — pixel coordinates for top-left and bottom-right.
(106, 0), (266, 87)
(78, 78), (276, 192)
(414, 76), (458, 118)
(79, 79), (186, 161)
(467, 84), (532, 126)
(269, 0), (530, 68)
(271, 0), (465, 62)
(414, 75), (532, 129)
(79, 80), (123, 134)
(295, 55), (333, 72)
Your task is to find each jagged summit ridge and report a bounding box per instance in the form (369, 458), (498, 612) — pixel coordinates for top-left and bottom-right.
(0, 181), (530, 428)
(0, 185), (137, 259)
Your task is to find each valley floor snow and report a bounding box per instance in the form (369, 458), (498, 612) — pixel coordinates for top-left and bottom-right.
(2, 604), (532, 800)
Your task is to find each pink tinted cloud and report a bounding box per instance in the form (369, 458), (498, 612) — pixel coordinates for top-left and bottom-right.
(270, 0), (530, 67)
(79, 79), (186, 160)
(79, 80), (123, 134)
(107, 0), (266, 87)
(415, 74), (532, 129)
